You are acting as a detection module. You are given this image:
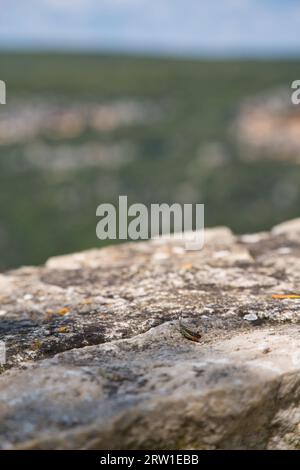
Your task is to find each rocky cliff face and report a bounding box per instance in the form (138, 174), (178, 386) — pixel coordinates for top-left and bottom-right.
(1, 220), (300, 449)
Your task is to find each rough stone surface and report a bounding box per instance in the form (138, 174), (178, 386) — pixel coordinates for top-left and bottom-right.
(1, 221), (300, 449)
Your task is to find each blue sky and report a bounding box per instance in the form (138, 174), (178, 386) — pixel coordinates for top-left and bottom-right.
(0, 0), (300, 56)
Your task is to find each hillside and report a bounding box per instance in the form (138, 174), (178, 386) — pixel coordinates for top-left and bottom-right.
(1, 53), (300, 269)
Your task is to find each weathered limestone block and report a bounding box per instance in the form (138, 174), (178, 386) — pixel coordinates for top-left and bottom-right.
(1, 221), (300, 449)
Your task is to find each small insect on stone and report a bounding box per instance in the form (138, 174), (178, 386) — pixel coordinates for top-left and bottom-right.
(179, 316), (202, 342)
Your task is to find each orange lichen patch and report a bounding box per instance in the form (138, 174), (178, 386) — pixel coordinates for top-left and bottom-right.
(180, 263), (193, 270)
(58, 307), (70, 316)
(57, 326), (69, 333)
(272, 294), (300, 299)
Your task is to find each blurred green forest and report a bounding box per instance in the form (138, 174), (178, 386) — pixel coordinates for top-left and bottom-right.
(0, 53), (300, 270)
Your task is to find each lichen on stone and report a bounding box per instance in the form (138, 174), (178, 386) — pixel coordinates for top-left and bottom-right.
(1, 220), (300, 449)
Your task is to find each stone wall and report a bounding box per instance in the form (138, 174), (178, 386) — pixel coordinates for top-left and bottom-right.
(1, 219), (300, 449)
